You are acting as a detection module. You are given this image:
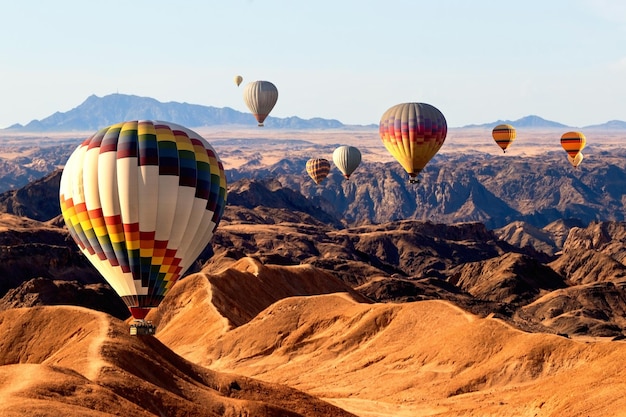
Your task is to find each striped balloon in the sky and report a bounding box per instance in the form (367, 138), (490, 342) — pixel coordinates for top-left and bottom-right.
(560, 131), (586, 158)
(59, 120), (227, 320)
(306, 158), (331, 184)
(379, 102), (447, 183)
(243, 80), (278, 127)
(492, 124), (516, 153)
(332, 145), (361, 180)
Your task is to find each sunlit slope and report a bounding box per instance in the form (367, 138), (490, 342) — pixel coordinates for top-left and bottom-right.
(154, 257), (371, 362)
(156, 259), (626, 417)
(0, 306), (356, 417)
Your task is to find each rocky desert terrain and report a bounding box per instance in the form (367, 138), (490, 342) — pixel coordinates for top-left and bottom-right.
(0, 127), (625, 416)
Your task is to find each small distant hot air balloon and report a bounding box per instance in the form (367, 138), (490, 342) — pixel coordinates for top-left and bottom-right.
(234, 75), (243, 87)
(379, 102), (447, 183)
(332, 145), (361, 179)
(59, 120), (228, 335)
(306, 158), (331, 184)
(492, 124), (516, 153)
(560, 131), (586, 158)
(568, 152), (584, 168)
(243, 80), (278, 127)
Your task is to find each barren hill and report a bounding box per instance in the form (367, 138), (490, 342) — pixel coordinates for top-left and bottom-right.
(3, 140), (626, 231)
(153, 257), (371, 362)
(4, 140), (626, 415)
(0, 212), (104, 298)
(152, 264), (626, 417)
(0, 305), (356, 417)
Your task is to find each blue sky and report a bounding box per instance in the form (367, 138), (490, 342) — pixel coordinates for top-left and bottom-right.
(1, 0), (625, 128)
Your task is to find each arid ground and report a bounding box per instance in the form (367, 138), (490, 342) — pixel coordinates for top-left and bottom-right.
(0, 126), (625, 416)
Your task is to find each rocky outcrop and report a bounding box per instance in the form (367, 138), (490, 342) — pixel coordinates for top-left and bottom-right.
(0, 277), (129, 320)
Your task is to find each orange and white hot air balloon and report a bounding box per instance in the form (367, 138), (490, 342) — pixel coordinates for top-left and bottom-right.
(492, 124), (516, 153)
(560, 131), (586, 158)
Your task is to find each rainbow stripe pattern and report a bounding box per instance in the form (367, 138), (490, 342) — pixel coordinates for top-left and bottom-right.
(59, 120), (227, 319)
(379, 102), (447, 180)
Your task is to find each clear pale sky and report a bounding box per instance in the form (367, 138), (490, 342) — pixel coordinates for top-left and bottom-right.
(1, 0), (625, 129)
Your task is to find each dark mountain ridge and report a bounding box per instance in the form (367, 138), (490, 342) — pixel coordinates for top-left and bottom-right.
(5, 170), (626, 340)
(230, 149), (626, 229)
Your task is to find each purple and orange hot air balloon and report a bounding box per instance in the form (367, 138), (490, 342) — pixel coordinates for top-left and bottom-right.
(379, 102), (447, 183)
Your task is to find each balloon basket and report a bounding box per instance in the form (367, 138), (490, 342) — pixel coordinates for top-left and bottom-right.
(130, 320), (156, 336)
(409, 178), (420, 184)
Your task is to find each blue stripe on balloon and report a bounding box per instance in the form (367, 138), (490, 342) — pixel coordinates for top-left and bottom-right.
(139, 130), (159, 166)
(158, 140), (179, 175)
(178, 149), (197, 187)
(117, 126), (138, 159)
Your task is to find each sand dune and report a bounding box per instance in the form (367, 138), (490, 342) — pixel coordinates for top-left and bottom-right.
(0, 305), (356, 416)
(156, 259), (626, 417)
(154, 257), (370, 362)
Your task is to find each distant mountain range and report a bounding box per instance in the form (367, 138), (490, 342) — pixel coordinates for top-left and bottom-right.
(3, 93), (346, 131)
(3, 93), (625, 131)
(464, 115), (626, 130)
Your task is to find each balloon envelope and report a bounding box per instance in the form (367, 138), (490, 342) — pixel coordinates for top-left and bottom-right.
(492, 124), (516, 152)
(379, 102), (447, 183)
(568, 152), (584, 168)
(332, 145), (361, 179)
(243, 80), (278, 126)
(234, 75), (243, 87)
(59, 120), (228, 320)
(560, 131), (586, 158)
(306, 158), (331, 184)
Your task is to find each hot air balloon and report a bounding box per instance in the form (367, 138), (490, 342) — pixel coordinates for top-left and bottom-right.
(568, 152), (584, 168)
(243, 80), (278, 127)
(379, 102), (447, 183)
(560, 131), (586, 158)
(234, 75), (243, 87)
(492, 124), (516, 153)
(59, 120), (227, 334)
(306, 158), (331, 184)
(332, 145), (361, 179)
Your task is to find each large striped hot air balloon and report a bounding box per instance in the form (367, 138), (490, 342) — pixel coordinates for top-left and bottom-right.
(332, 145), (361, 179)
(59, 120), (227, 332)
(306, 158), (331, 184)
(379, 102), (447, 183)
(492, 124), (516, 153)
(243, 80), (278, 127)
(560, 131), (586, 158)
